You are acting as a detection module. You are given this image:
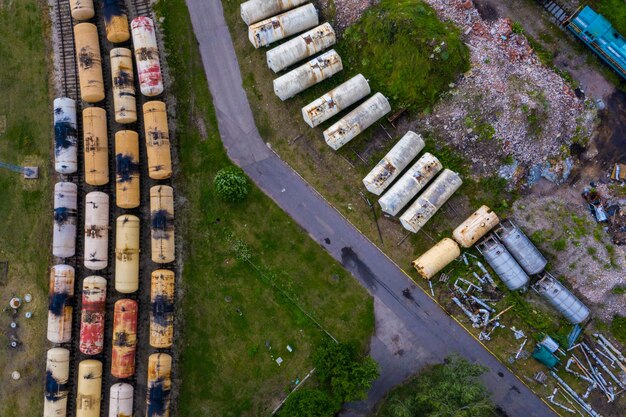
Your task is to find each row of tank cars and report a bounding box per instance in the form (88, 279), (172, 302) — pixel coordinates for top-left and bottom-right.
(46, 1), (175, 417)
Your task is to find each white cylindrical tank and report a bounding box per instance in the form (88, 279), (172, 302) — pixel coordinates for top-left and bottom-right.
(363, 131), (425, 195)
(273, 49), (342, 101)
(453, 205), (500, 248)
(301, 74), (370, 128)
(110, 48), (137, 124)
(53, 182), (78, 258)
(53, 98), (78, 174)
(241, 0), (309, 25)
(496, 219), (547, 275)
(324, 93), (391, 150)
(131, 17), (164, 97)
(109, 383), (133, 417)
(84, 192), (109, 270)
(411, 238), (460, 280)
(47, 265), (75, 344)
(43, 348), (70, 417)
(266, 23), (336, 72)
(249, 4), (319, 49)
(70, 0), (95, 21)
(400, 169), (462, 233)
(477, 235), (529, 291)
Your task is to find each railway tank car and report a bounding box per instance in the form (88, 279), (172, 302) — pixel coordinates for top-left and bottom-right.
(53, 98), (78, 174)
(83, 107), (109, 185)
(143, 101), (172, 179)
(103, 0), (130, 43)
(131, 16), (164, 96)
(76, 360), (102, 417)
(115, 214), (140, 293)
(53, 181), (78, 258)
(43, 347), (70, 417)
(146, 353), (172, 417)
(109, 382), (134, 417)
(79, 276), (107, 355)
(84, 192), (109, 270)
(150, 185), (175, 264)
(70, 0), (95, 21)
(111, 299), (138, 379)
(115, 130), (140, 209)
(111, 48), (137, 124)
(47, 265), (75, 344)
(74, 23), (105, 103)
(150, 269), (175, 348)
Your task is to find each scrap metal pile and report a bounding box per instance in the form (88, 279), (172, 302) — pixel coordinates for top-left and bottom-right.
(583, 179), (626, 245)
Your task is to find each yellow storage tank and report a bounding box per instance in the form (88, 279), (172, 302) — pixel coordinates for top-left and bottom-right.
(452, 205), (500, 248)
(76, 360), (102, 417)
(143, 101), (172, 179)
(411, 238), (461, 280)
(111, 48), (137, 124)
(104, 1), (130, 43)
(150, 185), (175, 263)
(47, 264), (75, 344)
(43, 348), (70, 417)
(146, 353), (172, 417)
(83, 107), (109, 185)
(150, 269), (175, 348)
(115, 215), (140, 293)
(74, 23), (105, 103)
(115, 130), (140, 209)
(70, 0), (95, 21)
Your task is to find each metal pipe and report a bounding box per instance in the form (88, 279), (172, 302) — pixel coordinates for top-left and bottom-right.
(582, 342), (625, 389)
(452, 297), (479, 325)
(470, 295), (495, 312)
(551, 372), (604, 417)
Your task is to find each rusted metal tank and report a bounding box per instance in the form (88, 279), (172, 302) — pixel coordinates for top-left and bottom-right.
(115, 215), (140, 293)
(131, 16), (164, 97)
(111, 299), (138, 378)
(47, 265), (75, 344)
(399, 169), (462, 233)
(378, 153), (442, 216)
(83, 107), (109, 185)
(273, 50), (342, 101)
(301, 74), (370, 128)
(496, 219), (547, 275)
(240, 0), (308, 25)
(110, 48), (137, 124)
(76, 360), (102, 417)
(44, 348), (70, 417)
(411, 238), (460, 280)
(150, 185), (175, 263)
(103, 0), (130, 43)
(266, 23), (336, 72)
(53, 98), (78, 174)
(150, 269), (175, 348)
(477, 235), (529, 291)
(248, 3), (319, 49)
(74, 23), (105, 103)
(324, 92), (391, 150)
(70, 0), (95, 21)
(109, 382), (134, 417)
(363, 131), (425, 195)
(453, 205), (500, 248)
(143, 101), (172, 179)
(146, 353), (172, 417)
(115, 130), (140, 209)
(84, 192), (109, 270)
(533, 273), (590, 324)
(79, 276), (107, 355)
(53, 182), (78, 258)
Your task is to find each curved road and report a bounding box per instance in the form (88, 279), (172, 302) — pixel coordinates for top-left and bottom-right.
(185, 1), (558, 416)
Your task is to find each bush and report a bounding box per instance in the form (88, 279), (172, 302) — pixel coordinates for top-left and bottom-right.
(277, 389), (337, 417)
(214, 167), (250, 202)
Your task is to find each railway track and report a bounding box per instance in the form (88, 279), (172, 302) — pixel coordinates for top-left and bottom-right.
(537, 0), (573, 25)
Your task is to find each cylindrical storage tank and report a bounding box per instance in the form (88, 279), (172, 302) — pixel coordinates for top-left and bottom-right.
(131, 17), (164, 97)
(83, 107), (109, 185)
(47, 265), (75, 344)
(115, 215), (140, 293)
(53, 98), (78, 174)
(453, 205), (500, 248)
(496, 220), (547, 275)
(273, 49), (342, 101)
(103, 0), (130, 43)
(75, 23), (105, 103)
(302, 74), (371, 128)
(534, 274), (590, 324)
(109, 383), (134, 417)
(110, 48), (137, 124)
(411, 238), (460, 280)
(76, 360), (102, 417)
(378, 153), (442, 216)
(477, 235), (529, 291)
(241, 0), (309, 25)
(363, 131), (425, 195)
(146, 353), (172, 417)
(399, 169), (462, 233)
(111, 299), (138, 379)
(79, 276), (107, 355)
(43, 348), (70, 417)
(150, 185), (175, 263)
(248, 4), (319, 49)
(324, 93), (391, 150)
(266, 23), (336, 72)
(150, 269), (175, 348)
(53, 182), (78, 258)
(115, 130), (140, 209)
(70, 0), (95, 21)
(84, 192), (109, 270)
(143, 101), (172, 179)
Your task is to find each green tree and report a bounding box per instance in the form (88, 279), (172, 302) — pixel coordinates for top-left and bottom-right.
(277, 389), (337, 417)
(213, 167), (250, 202)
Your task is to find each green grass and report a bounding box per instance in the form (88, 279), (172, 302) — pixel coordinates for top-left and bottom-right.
(153, 1), (374, 416)
(610, 315), (626, 345)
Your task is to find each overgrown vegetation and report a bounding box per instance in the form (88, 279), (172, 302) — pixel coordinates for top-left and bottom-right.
(214, 166), (250, 202)
(588, 0), (626, 36)
(611, 315), (626, 345)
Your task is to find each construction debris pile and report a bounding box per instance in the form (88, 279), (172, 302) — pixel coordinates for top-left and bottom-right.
(585, 173), (626, 245)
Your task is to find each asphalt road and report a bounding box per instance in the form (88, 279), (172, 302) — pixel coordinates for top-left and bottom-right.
(184, 1), (559, 416)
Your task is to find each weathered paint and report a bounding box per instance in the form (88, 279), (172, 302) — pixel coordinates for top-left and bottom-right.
(43, 348), (70, 417)
(378, 153), (442, 216)
(115, 215), (140, 293)
(143, 101), (172, 179)
(240, 0), (308, 25)
(79, 276), (107, 355)
(84, 192), (109, 270)
(109, 383), (134, 417)
(477, 235), (529, 291)
(47, 265), (75, 344)
(248, 3), (319, 49)
(103, 0), (130, 43)
(411, 238), (460, 280)
(399, 169), (462, 233)
(324, 92), (391, 150)
(111, 299), (138, 378)
(363, 131), (425, 195)
(150, 185), (175, 263)
(150, 269), (175, 348)
(273, 49), (343, 101)
(53, 98), (78, 174)
(74, 23), (105, 103)
(83, 107), (109, 185)
(76, 360), (102, 417)
(266, 23), (336, 72)
(534, 273), (590, 324)
(115, 130), (140, 209)
(70, 0), (95, 21)
(131, 17), (164, 97)
(496, 219), (547, 275)
(301, 74), (370, 128)
(452, 205), (500, 248)
(110, 48), (137, 124)
(146, 353), (172, 417)
(53, 182), (78, 258)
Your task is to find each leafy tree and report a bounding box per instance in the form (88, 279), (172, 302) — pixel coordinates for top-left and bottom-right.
(214, 167), (250, 202)
(277, 389), (337, 417)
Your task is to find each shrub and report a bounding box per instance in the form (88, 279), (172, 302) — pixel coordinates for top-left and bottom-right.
(214, 167), (250, 202)
(277, 389), (337, 417)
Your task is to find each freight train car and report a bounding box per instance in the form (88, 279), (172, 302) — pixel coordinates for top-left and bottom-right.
(43, 348), (70, 417)
(150, 269), (175, 348)
(74, 23), (105, 103)
(115, 215), (140, 293)
(109, 382), (134, 417)
(115, 130), (140, 209)
(53, 182), (78, 258)
(146, 353), (172, 417)
(84, 192), (109, 270)
(53, 98), (78, 174)
(103, 0), (130, 43)
(76, 360), (102, 417)
(111, 48), (137, 124)
(150, 185), (175, 263)
(131, 16), (164, 96)
(111, 299), (138, 379)
(143, 101), (172, 179)
(83, 107), (109, 185)
(79, 276), (107, 355)
(70, 0), (95, 21)
(47, 265), (75, 344)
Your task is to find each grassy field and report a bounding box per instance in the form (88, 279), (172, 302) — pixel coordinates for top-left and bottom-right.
(153, 1), (374, 416)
